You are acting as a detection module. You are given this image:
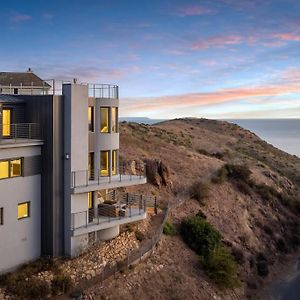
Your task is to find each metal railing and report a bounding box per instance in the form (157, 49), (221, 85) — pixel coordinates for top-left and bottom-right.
(0, 80), (119, 99)
(71, 162), (146, 189)
(0, 123), (41, 142)
(71, 192), (156, 230)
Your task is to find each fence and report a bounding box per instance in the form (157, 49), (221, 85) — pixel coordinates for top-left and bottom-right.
(0, 123), (40, 142)
(71, 162), (146, 189)
(0, 80), (119, 99)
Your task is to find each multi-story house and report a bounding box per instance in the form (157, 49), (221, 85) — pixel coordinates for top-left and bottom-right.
(0, 70), (150, 274)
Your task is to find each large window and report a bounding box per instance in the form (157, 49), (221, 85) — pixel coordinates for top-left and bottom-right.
(18, 202), (30, 220)
(0, 208), (3, 225)
(0, 158), (22, 180)
(100, 151), (109, 176)
(2, 109), (11, 137)
(100, 107), (109, 133)
(88, 106), (94, 132)
(88, 152), (94, 180)
(111, 107), (118, 133)
(112, 150), (117, 175)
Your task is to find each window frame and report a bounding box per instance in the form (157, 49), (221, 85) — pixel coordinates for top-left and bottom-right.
(0, 157), (23, 180)
(2, 108), (12, 138)
(111, 107), (118, 133)
(88, 106), (94, 132)
(0, 207), (3, 225)
(100, 150), (110, 177)
(100, 107), (110, 133)
(17, 202), (30, 220)
(112, 150), (117, 175)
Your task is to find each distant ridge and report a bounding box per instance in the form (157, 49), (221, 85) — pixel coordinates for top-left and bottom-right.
(119, 117), (168, 125)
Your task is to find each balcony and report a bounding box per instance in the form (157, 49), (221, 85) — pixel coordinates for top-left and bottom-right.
(71, 193), (156, 236)
(71, 163), (147, 194)
(0, 123), (42, 148)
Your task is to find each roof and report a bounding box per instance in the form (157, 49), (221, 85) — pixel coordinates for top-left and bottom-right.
(0, 71), (51, 88)
(0, 94), (24, 104)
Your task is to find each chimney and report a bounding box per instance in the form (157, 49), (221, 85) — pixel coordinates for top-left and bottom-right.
(27, 68), (32, 73)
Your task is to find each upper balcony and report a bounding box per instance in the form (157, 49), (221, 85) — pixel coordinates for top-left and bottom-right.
(0, 80), (119, 99)
(0, 123), (43, 148)
(71, 163), (147, 194)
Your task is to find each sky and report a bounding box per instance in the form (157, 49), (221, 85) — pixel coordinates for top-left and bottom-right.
(1, 0), (300, 119)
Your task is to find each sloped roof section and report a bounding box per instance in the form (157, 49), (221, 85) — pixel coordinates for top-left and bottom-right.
(0, 71), (51, 87)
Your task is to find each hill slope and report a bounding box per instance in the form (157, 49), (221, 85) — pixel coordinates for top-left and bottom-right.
(86, 118), (300, 299)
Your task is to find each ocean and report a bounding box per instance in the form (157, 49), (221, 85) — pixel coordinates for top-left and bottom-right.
(228, 119), (300, 158)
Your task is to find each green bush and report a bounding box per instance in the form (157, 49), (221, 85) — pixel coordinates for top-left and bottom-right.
(189, 181), (210, 204)
(51, 274), (74, 295)
(181, 215), (239, 288)
(225, 164), (251, 182)
(181, 216), (221, 257)
(212, 166), (228, 184)
(202, 246), (239, 288)
(163, 221), (176, 235)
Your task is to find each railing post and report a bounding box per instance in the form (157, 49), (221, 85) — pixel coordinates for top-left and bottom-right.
(98, 169), (100, 185)
(86, 170), (88, 187)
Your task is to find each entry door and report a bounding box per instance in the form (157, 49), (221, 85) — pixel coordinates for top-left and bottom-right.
(2, 109), (12, 137)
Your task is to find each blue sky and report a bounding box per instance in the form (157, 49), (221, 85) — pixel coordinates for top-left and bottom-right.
(1, 0), (300, 118)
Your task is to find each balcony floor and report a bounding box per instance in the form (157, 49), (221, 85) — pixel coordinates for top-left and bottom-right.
(0, 139), (43, 149)
(72, 208), (147, 236)
(71, 174), (147, 194)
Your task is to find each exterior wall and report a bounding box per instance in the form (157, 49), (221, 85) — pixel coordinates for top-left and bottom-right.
(0, 87), (49, 95)
(0, 145), (41, 274)
(63, 84), (89, 257)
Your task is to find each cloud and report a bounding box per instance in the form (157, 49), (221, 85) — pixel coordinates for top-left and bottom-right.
(10, 12), (31, 23)
(192, 35), (243, 50)
(121, 69), (300, 115)
(176, 5), (216, 17)
(272, 33), (300, 41)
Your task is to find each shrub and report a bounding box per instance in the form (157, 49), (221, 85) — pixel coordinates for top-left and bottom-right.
(202, 246), (239, 288)
(189, 181), (210, 204)
(163, 221), (176, 235)
(212, 166), (228, 184)
(181, 216), (221, 257)
(135, 230), (146, 242)
(225, 164), (251, 182)
(254, 184), (279, 202)
(51, 274), (74, 295)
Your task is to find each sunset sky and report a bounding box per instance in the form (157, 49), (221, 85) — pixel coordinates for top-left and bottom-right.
(1, 0), (300, 119)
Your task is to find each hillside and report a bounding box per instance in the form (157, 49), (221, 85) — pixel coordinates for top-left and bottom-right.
(84, 118), (300, 299)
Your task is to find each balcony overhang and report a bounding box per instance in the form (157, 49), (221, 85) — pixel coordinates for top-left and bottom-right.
(71, 174), (147, 194)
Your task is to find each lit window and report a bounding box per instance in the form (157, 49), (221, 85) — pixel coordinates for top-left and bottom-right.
(88, 106), (94, 132)
(88, 152), (94, 180)
(111, 107), (118, 133)
(100, 151), (109, 176)
(0, 208), (3, 225)
(0, 161), (9, 179)
(112, 150), (117, 175)
(18, 202), (30, 220)
(100, 107), (109, 133)
(2, 109), (11, 137)
(88, 192), (93, 209)
(10, 159), (22, 177)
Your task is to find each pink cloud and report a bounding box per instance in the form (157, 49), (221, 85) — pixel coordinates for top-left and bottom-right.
(176, 5), (216, 16)
(273, 33), (300, 41)
(192, 35), (243, 50)
(10, 12), (31, 23)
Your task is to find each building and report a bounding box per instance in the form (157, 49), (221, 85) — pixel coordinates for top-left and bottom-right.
(0, 71), (151, 274)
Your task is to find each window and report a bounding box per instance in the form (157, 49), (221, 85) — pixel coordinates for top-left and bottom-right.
(100, 151), (109, 176)
(0, 161), (9, 179)
(88, 106), (94, 132)
(111, 107), (118, 133)
(100, 107), (109, 133)
(112, 150), (117, 175)
(2, 109), (11, 137)
(18, 202), (30, 220)
(13, 88), (18, 95)
(10, 159), (22, 177)
(0, 158), (22, 180)
(88, 192), (93, 209)
(88, 152), (94, 180)
(0, 208), (3, 225)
